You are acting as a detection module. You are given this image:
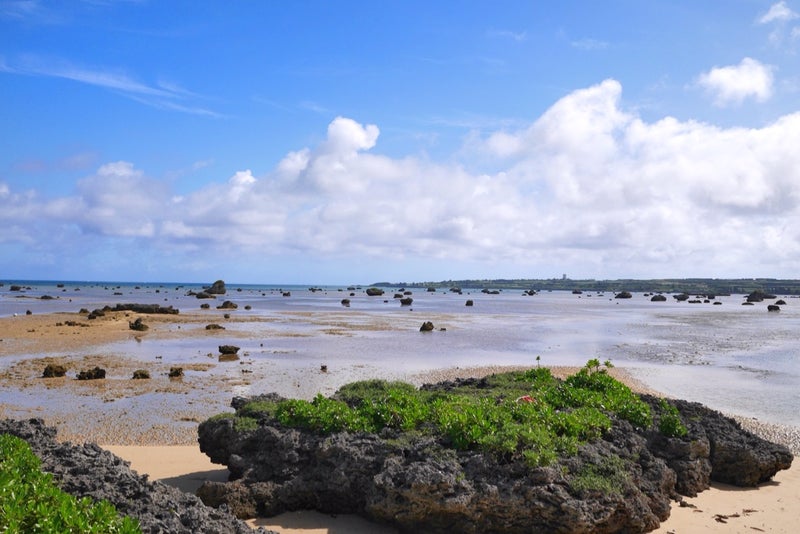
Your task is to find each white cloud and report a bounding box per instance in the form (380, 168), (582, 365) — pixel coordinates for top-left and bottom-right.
(758, 1), (799, 24)
(5, 80), (800, 277)
(696, 57), (775, 106)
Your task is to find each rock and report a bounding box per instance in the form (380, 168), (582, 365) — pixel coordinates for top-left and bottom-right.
(746, 290), (776, 303)
(206, 280), (227, 295)
(206, 324), (226, 330)
(76, 367), (106, 380)
(217, 301), (238, 310)
(615, 291), (633, 299)
(219, 345), (240, 355)
(132, 369), (150, 379)
(572, 289), (583, 294)
(340, 299), (351, 307)
(400, 297), (413, 306)
(169, 367), (184, 378)
(650, 294), (667, 302)
(419, 321), (434, 332)
(196, 382), (792, 534)
(775, 299), (787, 305)
(195, 292), (215, 299)
(673, 293), (690, 302)
(0, 418), (264, 534)
(201, 303), (211, 309)
(767, 304), (780, 312)
(465, 300), (474, 306)
(365, 288), (384, 296)
(128, 317), (149, 331)
(42, 364), (67, 378)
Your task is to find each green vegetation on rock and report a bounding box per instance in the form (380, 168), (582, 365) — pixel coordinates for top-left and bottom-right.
(225, 360), (682, 468)
(0, 434), (141, 533)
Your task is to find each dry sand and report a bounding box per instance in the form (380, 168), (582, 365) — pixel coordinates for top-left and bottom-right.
(2, 311), (798, 532)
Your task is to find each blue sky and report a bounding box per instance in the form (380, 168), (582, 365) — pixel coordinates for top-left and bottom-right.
(2, 1), (800, 284)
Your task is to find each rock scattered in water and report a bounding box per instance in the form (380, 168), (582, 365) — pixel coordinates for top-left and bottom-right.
(76, 367), (106, 380)
(42, 364), (67, 378)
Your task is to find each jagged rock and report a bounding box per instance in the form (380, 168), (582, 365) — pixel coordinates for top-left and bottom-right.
(128, 317), (149, 331)
(132, 369), (150, 379)
(197, 387), (792, 534)
(0, 419), (268, 534)
(206, 280), (227, 295)
(419, 321), (434, 332)
(219, 345), (240, 355)
(42, 364), (67, 378)
(76, 367), (106, 380)
(169, 367), (184, 378)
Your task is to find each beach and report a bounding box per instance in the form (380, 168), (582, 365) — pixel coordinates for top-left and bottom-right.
(1, 284), (799, 532)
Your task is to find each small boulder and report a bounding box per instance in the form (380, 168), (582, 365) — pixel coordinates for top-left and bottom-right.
(465, 300), (474, 307)
(366, 288), (384, 296)
(217, 301), (238, 310)
(206, 280), (227, 295)
(419, 321), (435, 332)
(76, 367), (106, 380)
(42, 364), (67, 378)
(205, 324), (226, 330)
(767, 304), (781, 312)
(651, 294), (667, 302)
(168, 367), (184, 378)
(615, 291), (633, 299)
(129, 317), (149, 331)
(219, 345), (240, 355)
(132, 369), (151, 379)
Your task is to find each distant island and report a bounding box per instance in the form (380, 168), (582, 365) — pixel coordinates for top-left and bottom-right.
(372, 278), (800, 295)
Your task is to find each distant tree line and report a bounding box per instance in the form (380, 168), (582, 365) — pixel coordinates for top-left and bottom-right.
(373, 278), (800, 295)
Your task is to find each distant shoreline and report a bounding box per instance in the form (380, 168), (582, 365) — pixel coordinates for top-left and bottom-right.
(373, 277), (800, 295)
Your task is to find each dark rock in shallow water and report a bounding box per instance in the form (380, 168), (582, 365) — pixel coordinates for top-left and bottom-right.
(42, 364), (67, 378)
(419, 321), (434, 332)
(650, 294), (667, 302)
(76, 367), (106, 380)
(0, 419), (269, 534)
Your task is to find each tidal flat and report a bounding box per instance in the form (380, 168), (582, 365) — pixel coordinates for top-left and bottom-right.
(1, 282), (798, 445)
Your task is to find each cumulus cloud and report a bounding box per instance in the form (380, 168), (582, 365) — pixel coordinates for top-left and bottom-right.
(4, 80), (800, 278)
(696, 57), (775, 106)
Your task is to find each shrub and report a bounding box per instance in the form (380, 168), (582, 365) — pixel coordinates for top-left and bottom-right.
(219, 360), (660, 467)
(0, 434), (141, 533)
(658, 399), (688, 438)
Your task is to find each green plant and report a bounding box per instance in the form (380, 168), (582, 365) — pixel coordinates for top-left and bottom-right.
(658, 399), (688, 438)
(215, 359), (660, 468)
(0, 434), (140, 533)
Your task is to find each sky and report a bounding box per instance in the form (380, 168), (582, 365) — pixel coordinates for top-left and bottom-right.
(2, 1), (800, 285)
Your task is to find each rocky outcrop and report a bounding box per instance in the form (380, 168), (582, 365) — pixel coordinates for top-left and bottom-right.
(197, 389), (792, 534)
(206, 280), (227, 295)
(0, 418), (270, 534)
(88, 303), (179, 316)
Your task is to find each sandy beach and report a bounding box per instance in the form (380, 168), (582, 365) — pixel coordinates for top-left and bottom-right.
(1, 301), (799, 532)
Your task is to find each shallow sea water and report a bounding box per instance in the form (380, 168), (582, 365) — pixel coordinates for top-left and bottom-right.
(2, 281), (799, 427)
